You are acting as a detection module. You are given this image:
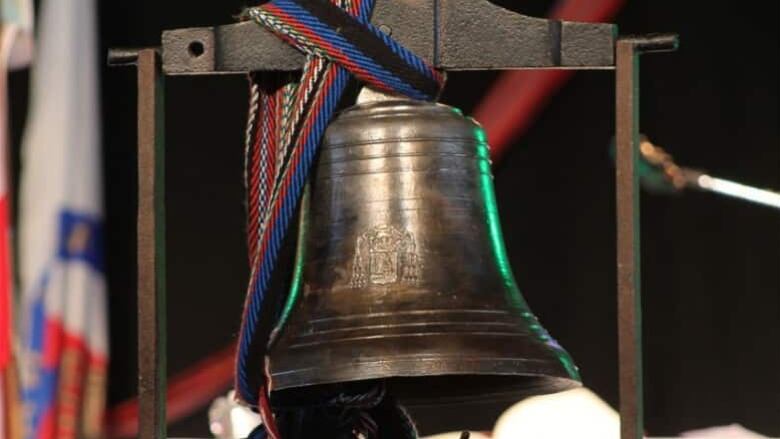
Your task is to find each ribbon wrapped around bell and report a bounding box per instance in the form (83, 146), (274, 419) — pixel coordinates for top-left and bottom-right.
(268, 96), (580, 418)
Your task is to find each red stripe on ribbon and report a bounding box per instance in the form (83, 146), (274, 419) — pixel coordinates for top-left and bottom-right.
(263, 4), (394, 94)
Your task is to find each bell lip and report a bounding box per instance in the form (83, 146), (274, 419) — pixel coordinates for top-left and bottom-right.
(393, 376), (583, 408)
(270, 355), (581, 400)
(271, 371), (581, 408)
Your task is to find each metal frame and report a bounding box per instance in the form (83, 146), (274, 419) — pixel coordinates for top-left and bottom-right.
(110, 48), (167, 439)
(109, 8), (678, 439)
(160, 0), (617, 74)
(136, 49), (167, 439)
(615, 34), (678, 439)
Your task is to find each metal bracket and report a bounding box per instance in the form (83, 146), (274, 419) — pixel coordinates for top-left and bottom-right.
(109, 4), (679, 438)
(161, 0), (617, 75)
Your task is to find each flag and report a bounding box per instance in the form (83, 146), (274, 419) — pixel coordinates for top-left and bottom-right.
(17, 0), (106, 438)
(1, 1), (34, 437)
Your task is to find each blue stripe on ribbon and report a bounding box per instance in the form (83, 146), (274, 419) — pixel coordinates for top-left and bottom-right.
(271, 0), (433, 100)
(236, 66), (351, 404)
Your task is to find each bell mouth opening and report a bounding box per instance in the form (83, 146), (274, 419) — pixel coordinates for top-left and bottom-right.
(272, 374), (579, 408)
(390, 374), (580, 407)
(271, 375), (580, 434)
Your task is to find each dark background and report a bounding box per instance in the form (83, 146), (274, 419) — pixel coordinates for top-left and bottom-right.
(9, 0), (779, 436)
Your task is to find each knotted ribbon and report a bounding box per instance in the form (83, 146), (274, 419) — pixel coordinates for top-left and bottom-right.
(237, 0), (442, 436)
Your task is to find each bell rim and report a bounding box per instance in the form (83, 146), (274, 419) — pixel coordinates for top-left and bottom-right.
(270, 355), (581, 399)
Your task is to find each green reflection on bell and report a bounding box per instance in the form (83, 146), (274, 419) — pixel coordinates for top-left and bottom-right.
(269, 186), (309, 347)
(475, 124), (580, 380)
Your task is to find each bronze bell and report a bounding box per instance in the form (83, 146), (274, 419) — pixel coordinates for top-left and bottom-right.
(268, 95), (580, 419)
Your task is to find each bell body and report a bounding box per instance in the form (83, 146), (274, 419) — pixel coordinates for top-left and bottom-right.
(269, 99), (579, 406)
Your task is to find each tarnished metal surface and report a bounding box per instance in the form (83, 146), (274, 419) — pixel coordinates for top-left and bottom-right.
(437, 0), (615, 70)
(107, 48), (147, 67)
(161, 0), (616, 74)
(615, 39), (643, 439)
(268, 99), (581, 415)
(135, 49), (167, 439)
(161, 23), (304, 76)
(615, 34), (678, 439)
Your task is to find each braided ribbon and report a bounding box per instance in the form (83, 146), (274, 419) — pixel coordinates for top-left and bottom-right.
(249, 0), (443, 99)
(236, 0), (443, 426)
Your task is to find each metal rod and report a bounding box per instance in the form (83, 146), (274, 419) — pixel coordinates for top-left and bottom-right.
(615, 38), (644, 439)
(136, 48), (167, 439)
(691, 173), (780, 210)
(614, 33), (678, 439)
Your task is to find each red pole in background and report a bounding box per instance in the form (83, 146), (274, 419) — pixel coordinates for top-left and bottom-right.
(105, 1), (627, 435)
(474, 0), (626, 161)
(106, 345), (234, 438)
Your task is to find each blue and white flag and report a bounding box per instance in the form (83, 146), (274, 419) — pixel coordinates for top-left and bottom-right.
(17, 0), (107, 438)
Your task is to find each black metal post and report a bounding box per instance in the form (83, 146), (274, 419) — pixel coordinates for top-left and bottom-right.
(615, 34), (678, 439)
(135, 48), (167, 439)
(615, 37), (643, 439)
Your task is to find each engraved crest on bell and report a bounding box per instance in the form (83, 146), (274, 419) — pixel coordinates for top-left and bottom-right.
(350, 224), (420, 288)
